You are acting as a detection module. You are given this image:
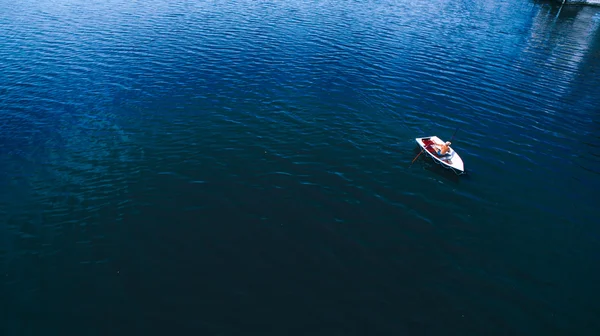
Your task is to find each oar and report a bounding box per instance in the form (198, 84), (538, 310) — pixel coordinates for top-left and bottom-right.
(409, 143), (431, 167)
(410, 149), (424, 165)
(450, 127), (459, 142)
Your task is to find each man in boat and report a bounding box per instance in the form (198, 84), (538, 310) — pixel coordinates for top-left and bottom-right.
(432, 141), (451, 156)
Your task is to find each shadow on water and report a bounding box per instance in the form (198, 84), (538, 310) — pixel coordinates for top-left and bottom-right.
(560, 6), (600, 90)
(529, 0), (600, 173)
(532, 0), (600, 24)
(532, 0), (592, 11)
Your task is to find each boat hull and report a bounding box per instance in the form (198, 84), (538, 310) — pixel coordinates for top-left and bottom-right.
(415, 136), (465, 174)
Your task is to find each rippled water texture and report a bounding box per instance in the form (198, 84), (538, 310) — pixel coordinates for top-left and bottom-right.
(1, 0), (599, 334)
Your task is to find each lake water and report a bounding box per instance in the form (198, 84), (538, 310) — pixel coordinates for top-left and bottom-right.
(1, 0), (599, 334)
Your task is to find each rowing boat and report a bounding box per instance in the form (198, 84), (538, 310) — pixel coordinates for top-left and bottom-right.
(415, 136), (465, 174)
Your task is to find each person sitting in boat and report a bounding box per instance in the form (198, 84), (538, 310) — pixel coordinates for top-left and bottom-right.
(433, 141), (452, 156)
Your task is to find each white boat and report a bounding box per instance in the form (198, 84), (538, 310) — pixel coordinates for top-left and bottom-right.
(415, 136), (465, 175)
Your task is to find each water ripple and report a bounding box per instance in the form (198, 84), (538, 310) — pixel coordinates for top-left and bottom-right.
(1, 0), (600, 334)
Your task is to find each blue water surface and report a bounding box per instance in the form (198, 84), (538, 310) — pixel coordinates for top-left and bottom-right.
(1, 0), (599, 335)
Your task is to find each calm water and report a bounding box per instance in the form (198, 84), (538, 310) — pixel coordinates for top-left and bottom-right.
(1, 0), (599, 334)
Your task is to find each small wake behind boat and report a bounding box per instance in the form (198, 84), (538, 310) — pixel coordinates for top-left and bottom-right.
(415, 136), (465, 175)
